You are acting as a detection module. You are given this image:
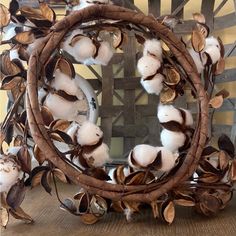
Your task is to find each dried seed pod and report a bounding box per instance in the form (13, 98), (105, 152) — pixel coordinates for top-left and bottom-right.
(90, 195), (108, 216)
(163, 67), (180, 86)
(160, 86), (177, 104)
(209, 95), (224, 109)
(60, 198), (77, 213)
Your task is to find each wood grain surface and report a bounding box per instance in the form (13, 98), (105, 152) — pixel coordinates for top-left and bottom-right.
(2, 183), (236, 236)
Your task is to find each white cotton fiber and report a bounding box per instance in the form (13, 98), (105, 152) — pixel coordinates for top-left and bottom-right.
(83, 143), (110, 167)
(143, 39), (163, 61)
(204, 45), (221, 64)
(137, 56), (161, 77)
(157, 104), (183, 124)
(76, 121), (103, 146)
(9, 49), (20, 61)
(0, 156), (20, 193)
(67, 123), (80, 142)
(205, 36), (220, 48)
(108, 168), (117, 184)
(160, 129), (186, 152)
(128, 144), (158, 168)
(157, 147), (176, 172)
(2, 23), (17, 41)
(140, 73), (164, 95)
(180, 108), (194, 126)
(38, 88), (47, 105)
(188, 47), (205, 73)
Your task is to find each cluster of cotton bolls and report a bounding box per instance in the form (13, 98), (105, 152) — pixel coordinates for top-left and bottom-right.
(72, 0), (113, 11)
(39, 69), (88, 124)
(128, 144), (177, 172)
(137, 39), (164, 95)
(157, 104), (194, 153)
(61, 29), (113, 65)
(0, 155), (21, 193)
(66, 121), (110, 168)
(188, 36), (222, 74)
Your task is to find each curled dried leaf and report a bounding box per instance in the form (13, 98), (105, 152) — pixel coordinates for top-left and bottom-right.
(13, 31), (35, 45)
(17, 145), (31, 174)
(160, 86), (177, 104)
(161, 201), (175, 224)
(49, 119), (70, 132)
(0, 4), (10, 28)
(53, 169), (67, 183)
(191, 29), (205, 52)
(34, 145), (46, 165)
(9, 207), (33, 223)
(1, 75), (22, 90)
(40, 106), (54, 127)
(209, 95), (223, 109)
(56, 57), (75, 78)
(39, 2), (56, 22)
(218, 134), (235, 158)
(193, 13), (205, 23)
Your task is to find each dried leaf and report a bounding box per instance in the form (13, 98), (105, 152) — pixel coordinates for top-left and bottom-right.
(9, 207), (33, 223)
(0, 4), (10, 28)
(202, 146), (219, 157)
(49, 119), (70, 132)
(13, 31), (35, 45)
(134, 33), (145, 45)
(17, 145), (31, 174)
(0, 207), (9, 228)
(214, 58), (225, 75)
(112, 29), (123, 49)
(31, 171), (45, 188)
(163, 201), (175, 224)
(20, 6), (43, 19)
(14, 135), (24, 147)
(40, 106), (54, 126)
(191, 29), (205, 52)
(80, 213), (99, 225)
(209, 95), (223, 109)
(160, 86), (177, 104)
(54, 90), (78, 102)
(83, 168), (110, 181)
(1, 75), (22, 90)
(198, 173), (220, 183)
(33, 145), (46, 165)
(218, 151), (229, 171)
(41, 170), (52, 194)
(163, 67), (181, 86)
(174, 199), (195, 207)
(215, 89), (229, 99)
(56, 57), (75, 78)
(50, 130), (73, 144)
(218, 134), (235, 158)
(6, 180), (26, 210)
(9, 0), (19, 16)
(193, 13), (205, 23)
(149, 150), (162, 170)
(39, 2), (56, 22)
(53, 168), (67, 183)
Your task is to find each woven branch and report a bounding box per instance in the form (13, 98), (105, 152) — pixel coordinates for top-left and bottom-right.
(26, 4), (208, 203)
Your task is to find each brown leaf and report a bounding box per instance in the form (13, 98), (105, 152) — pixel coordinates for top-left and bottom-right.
(0, 207), (9, 228)
(193, 13), (205, 23)
(163, 67), (181, 86)
(80, 213), (99, 225)
(41, 170), (52, 194)
(214, 57), (225, 75)
(6, 180), (26, 210)
(13, 31), (35, 45)
(9, 207), (33, 223)
(31, 171), (45, 188)
(191, 29), (205, 52)
(40, 106), (54, 127)
(53, 168), (67, 183)
(198, 173), (220, 183)
(135, 33), (145, 45)
(56, 57), (75, 78)
(149, 150), (162, 170)
(39, 2), (56, 22)
(17, 145), (31, 174)
(160, 86), (177, 104)
(218, 134), (235, 158)
(209, 95), (223, 109)
(49, 119), (70, 132)
(215, 89), (229, 99)
(218, 151), (229, 171)
(54, 90), (78, 102)
(163, 201), (175, 224)
(1, 75), (22, 90)
(33, 145), (46, 165)
(0, 52), (21, 75)
(0, 4), (10, 28)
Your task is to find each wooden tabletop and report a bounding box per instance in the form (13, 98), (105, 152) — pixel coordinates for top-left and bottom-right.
(2, 183), (236, 236)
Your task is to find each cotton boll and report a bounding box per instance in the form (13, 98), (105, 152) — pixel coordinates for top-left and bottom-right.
(160, 129), (186, 152)
(2, 23), (18, 41)
(128, 144), (158, 168)
(188, 47), (205, 73)
(9, 49), (20, 61)
(67, 123), (79, 142)
(140, 73), (164, 95)
(44, 93), (87, 122)
(93, 41), (113, 66)
(137, 56), (161, 77)
(205, 36), (220, 48)
(157, 147), (176, 172)
(143, 39), (163, 61)
(83, 143), (110, 167)
(204, 45), (221, 64)
(157, 104), (183, 124)
(0, 156), (20, 193)
(76, 121), (103, 146)
(179, 108), (194, 127)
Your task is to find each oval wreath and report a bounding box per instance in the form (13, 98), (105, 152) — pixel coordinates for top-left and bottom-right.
(0, 2), (235, 226)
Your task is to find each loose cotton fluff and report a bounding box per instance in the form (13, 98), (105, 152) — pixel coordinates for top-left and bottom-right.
(204, 37), (221, 64)
(83, 143), (110, 167)
(84, 41), (114, 66)
(0, 156), (20, 193)
(76, 121), (103, 146)
(137, 55), (161, 77)
(157, 104), (183, 124)
(140, 73), (164, 95)
(143, 39), (163, 62)
(160, 129), (186, 153)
